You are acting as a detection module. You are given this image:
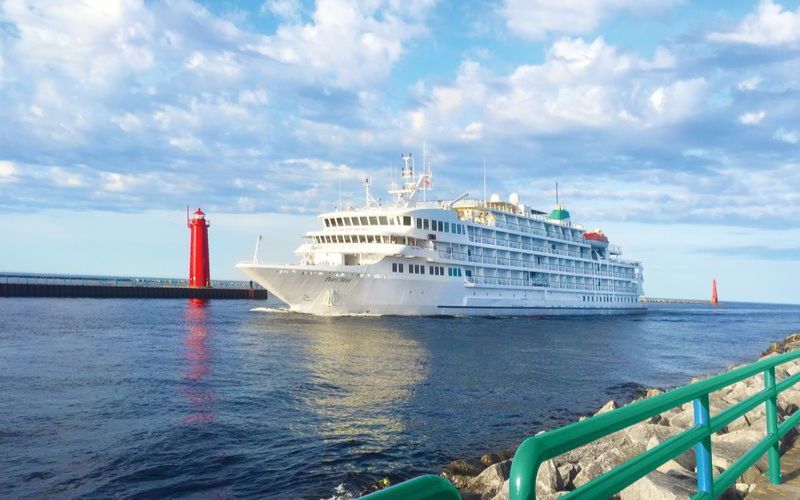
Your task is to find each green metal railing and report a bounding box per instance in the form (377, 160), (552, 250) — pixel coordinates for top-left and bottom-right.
(362, 349), (800, 500)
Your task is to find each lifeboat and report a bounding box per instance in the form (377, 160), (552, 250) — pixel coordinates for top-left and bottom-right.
(583, 229), (609, 249)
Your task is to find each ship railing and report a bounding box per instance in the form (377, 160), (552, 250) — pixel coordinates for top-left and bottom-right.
(434, 254), (638, 282)
(366, 350), (800, 500)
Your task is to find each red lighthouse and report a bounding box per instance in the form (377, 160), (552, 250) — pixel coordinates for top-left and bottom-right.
(188, 208), (211, 288)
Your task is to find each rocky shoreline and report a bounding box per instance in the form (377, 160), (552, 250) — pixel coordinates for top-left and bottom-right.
(431, 332), (800, 500)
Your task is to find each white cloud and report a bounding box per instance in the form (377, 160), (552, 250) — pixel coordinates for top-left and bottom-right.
(708, 0), (800, 46)
(0, 160), (18, 182)
(408, 37), (704, 139)
(739, 110), (766, 125)
(500, 0), (679, 41)
(50, 167), (86, 188)
(245, 0), (435, 87)
(111, 113), (144, 133)
(261, 0), (303, 22)
(774, 127), (800, 144)
(737, 75), (763, 91)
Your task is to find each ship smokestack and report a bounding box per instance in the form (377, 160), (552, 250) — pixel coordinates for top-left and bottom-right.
(188, 208), (211, 288)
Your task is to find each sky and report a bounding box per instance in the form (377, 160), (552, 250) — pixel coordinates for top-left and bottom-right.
(0, 0), (799, 303)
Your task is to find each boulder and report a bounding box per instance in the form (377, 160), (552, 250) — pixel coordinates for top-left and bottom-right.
(446, 474), (474, 490)
(619, 470), (697, 500)
(573, 448), (626, 489)
(646, 435), (695, 474)
(623, 423), (680, 446)
(467, 460), (511, 499)
(443, 459), (483, 477)
(778, 388), (800, 413)
(479, 451), (513, 467)
(557, 463), (580, 490)
(536, 459), (563, 494)
(490, 480), (509, 500)
(712, 430), (768, 483)
(596, 400), (618, 415)
(667, 409), (694, 430)
(645, 388), (665, 399)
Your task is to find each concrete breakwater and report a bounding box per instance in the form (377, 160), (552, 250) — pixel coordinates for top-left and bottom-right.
(417, 332), (800, 500)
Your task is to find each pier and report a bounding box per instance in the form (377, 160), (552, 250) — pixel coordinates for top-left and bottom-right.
(0, 272), (268, 300)
(641, 297), (712, 304)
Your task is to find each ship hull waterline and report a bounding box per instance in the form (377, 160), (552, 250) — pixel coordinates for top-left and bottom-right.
(237, 263), (646, 317)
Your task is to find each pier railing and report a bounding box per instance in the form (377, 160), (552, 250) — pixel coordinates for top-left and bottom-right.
(362, 349), (800, 500)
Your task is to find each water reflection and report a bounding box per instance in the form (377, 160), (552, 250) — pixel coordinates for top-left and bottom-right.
(182, 300), (214, 424)
(302, 319), (428, 444)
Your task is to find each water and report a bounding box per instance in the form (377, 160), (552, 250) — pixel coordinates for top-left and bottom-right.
(2, 299), (799, 499)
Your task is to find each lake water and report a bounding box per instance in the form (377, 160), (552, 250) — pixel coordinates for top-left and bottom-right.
(2, 298), (799, 498)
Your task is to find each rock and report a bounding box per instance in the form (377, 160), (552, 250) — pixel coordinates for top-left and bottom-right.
(667, 409), (694, 429)
(619, 470), (697, 500)
(645, 388), (665, 399)
(596, 400), (618, 415)
(490, 479), (509, 500)
(467, 460), (511, 499)
(762, 342), (783, 357)
(623, 423), (679, 446)
(784, 341), (800, 352)
(446, 474), (474, 490)
(536, 459), (563, 494)
(573, 448), (626, 489)
(646, 436), (695, 474)
(365, 477), (391, 493)
(443, 459), (483, 477)
(481, 453), (504, 467)
(557, 463), (580, 490)
(712, 430), (768, 483)
(779, 388), (800, 413)
(784, 332), (800, 344)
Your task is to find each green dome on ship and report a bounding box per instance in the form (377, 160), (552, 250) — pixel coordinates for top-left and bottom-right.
(548, 205), (571, 221)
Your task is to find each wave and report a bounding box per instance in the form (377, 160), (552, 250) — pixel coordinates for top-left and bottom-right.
(250, 307), (292, 314)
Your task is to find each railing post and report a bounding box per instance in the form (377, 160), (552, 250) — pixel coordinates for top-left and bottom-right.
(693, 394), (713, 495)
(764, 367), (782, 484)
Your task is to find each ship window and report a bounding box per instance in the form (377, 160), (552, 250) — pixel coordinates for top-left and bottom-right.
(416, 218), (422, 229)
(404, 216), (411, 226)
(344, 218), (351, 226)
(421, 266), (425, 275)
(360, 216), (368, 225)
(398, 263), (404, 273)
(392, 263), (397, 272)
(465, 270), (472, 277)
(379, 216), (388, 225)
(444, 222), (450, 232)
(423, 219), (429, 230)
(369, 216), (378, 225)
(357, 235), (364, 243)
(324, 219), (331, 227)
(336, 217), (344, 226)
(437, 221), (443, 231)
(366, 235), (374, 243)
(352, 217), (360, 226)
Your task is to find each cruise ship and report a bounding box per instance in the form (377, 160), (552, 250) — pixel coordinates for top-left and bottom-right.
(236, 155), (645, 316)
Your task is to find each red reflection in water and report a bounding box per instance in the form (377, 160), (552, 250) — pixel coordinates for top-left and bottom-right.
(183, 300), (214, 425)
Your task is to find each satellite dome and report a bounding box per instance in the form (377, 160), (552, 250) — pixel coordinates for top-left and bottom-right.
(509, 193), (519, 205)
(490, 193), (500, 202)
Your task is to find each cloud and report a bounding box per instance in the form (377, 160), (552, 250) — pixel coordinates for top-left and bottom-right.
(245, 0), (436, 88)
(0, 160), (18, 182)
(774, 128), (800, 143)
(739, 110), (766, 125)
(500, 0), (679, 41)
(708, 0), (800, 47)
(407, 37), (703, 141)
(737, 75), (762, 91)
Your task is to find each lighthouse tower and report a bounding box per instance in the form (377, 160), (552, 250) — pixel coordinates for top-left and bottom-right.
(188, 208), (211, 288)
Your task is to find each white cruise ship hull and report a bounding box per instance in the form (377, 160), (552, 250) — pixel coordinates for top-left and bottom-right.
(237, 263), (646, 317)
